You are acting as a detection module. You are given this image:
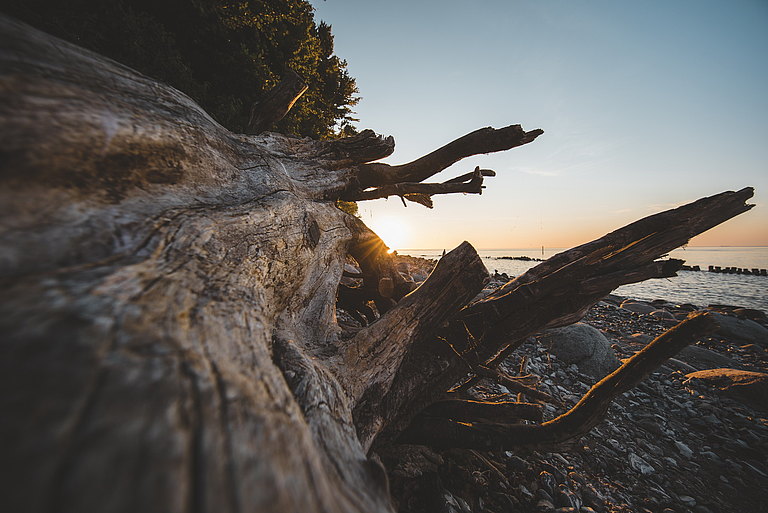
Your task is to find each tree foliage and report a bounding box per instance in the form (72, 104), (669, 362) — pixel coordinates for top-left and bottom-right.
(1, 0), (358, 138)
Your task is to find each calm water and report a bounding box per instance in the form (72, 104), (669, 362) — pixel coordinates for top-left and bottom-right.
(400, 247), (768, 312)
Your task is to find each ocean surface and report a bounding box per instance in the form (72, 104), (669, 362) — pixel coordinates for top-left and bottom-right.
(400, 247), (768, 312)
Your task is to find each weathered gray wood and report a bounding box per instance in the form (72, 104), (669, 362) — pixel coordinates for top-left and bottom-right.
(347, 167), (495, 205)
(356, 125), (543, 187)
(0, 15), (392, 513)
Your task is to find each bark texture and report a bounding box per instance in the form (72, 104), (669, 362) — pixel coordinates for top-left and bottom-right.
(0, 16), (756, 513)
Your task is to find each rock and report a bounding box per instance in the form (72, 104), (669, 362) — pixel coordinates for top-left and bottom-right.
(663, 358), (699, 374)
(620, 300), (658, 314)
(674, 441), (694, 459)
(580, 484), (605, 512)
(555, 484), (581, 510)
(539, 471), (558, 496)
(441, 490), (472, 513)
(628, 452), (654, 475)
(626, 332), (653, 345)
(519, 484), (535, 499)
(507, 455), (529, 472)
(662, 456), (678, 468)
(650, 309), (676, 321)
(676, 345), (738, 370)
(679, 495), (696, 507)
(536, 499), (556, 512)
(732, 307), (767, 323)
(567, 471), (586, 488)
(537, 489), (555, 502)
(637, 418), (664, 436)
(539, 323), (621, 378)
(684, 368), (768, 410)
(711, 312), (768, 346)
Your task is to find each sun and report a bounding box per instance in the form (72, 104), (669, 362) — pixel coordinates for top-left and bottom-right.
(368, 216), (408, 252)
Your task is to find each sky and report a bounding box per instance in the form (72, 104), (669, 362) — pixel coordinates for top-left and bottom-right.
(309, 0), (768, 250)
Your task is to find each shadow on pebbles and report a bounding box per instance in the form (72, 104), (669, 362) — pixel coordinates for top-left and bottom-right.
(383, 294), (768, 513)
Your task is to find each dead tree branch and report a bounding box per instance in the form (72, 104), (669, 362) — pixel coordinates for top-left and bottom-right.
(418, 399), (544, 424)
(347, 167), (495, 206)
(367, 189), (754, 449)
(399, 312), (717, 449)
(247, 68), (308, 134)
(357, 125), (543, 187)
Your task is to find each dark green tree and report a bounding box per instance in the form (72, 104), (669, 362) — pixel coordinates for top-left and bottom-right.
(1, 0), (358, 138)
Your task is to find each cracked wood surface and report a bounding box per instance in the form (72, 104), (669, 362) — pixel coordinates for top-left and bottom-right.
(0, 16), (394, 513)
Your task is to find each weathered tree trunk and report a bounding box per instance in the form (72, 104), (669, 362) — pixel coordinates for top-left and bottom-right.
(0, 16), (755, 513)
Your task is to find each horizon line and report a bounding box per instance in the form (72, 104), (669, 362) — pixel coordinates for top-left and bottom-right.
(397, 245), (768, 251)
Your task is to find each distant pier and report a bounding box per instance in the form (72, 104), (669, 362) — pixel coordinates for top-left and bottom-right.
(680, 265), (767, 276)
(487, 255), (767, 277)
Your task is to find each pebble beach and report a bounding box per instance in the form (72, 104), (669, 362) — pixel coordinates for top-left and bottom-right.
(376, 255), (768, 513)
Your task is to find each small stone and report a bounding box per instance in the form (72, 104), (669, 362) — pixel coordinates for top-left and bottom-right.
(626, 332), (652, 345)
(650, 309), (676, 320)
(508, 455), (529, 472)
(580, 508), (597, 513)
(567, 471), (586, 488)
(538, 489), (555, 502)
(679, 495), (696, 507)
(581, 484), (605, 512)
(536, 499), (556, 512)
(674, 441), (694, 458)
(539, 471), (557, 496)
(555, 484), (582, 510)
(628, 452), (655, 475)
(620, 300), (657, 314)
(606, 438), (624, 453)
(662, 456), (678, 468)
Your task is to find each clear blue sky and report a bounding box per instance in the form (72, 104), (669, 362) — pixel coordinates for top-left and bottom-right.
(310, 0), (768, 249)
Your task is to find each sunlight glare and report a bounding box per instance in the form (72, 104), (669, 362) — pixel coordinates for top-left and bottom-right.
(368, 216), (408, 252)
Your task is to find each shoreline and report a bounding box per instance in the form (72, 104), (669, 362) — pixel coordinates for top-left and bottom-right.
(395, 252), (768, 313)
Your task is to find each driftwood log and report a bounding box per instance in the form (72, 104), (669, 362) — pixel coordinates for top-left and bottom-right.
(0, 16), (756, 513)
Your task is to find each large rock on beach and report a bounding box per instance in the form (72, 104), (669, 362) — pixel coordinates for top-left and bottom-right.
(676, 345), (739, 370)
(711, 313), (768, 346)
(684, 368), (768, 411)
(539, 323), (621, 379)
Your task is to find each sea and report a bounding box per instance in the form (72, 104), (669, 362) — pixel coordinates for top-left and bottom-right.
(399, 247), (768, 313)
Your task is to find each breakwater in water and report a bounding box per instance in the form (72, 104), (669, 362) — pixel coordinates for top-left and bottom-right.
(688, 265), (767, 276)
(495, 256), (767, 277)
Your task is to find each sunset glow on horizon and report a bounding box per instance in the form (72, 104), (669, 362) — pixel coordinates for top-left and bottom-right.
(313, 0), (768, 250)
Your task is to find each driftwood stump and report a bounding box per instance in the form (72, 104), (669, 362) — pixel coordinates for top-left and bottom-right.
(0, 16), (755, 513)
